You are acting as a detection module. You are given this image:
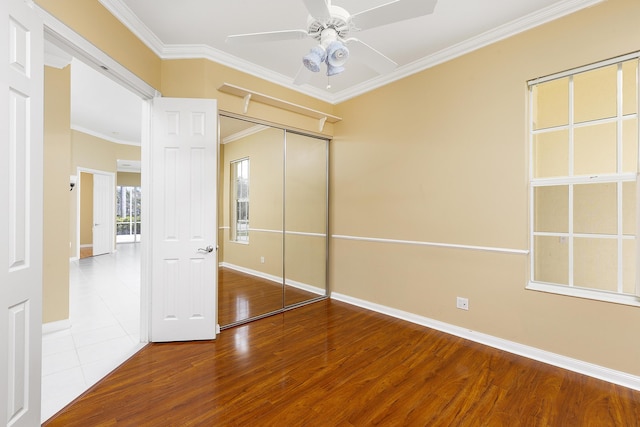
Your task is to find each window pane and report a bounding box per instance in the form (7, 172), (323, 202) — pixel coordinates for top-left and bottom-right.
(532, 78), (569, 130)
(574, 65), (617, 123)
(574, 122), (617, 175)
(623, 239), (636, 295)
(573, 237), (617, 291)
(533, 129), (569, 178)
(534, 186), (568, 232)
(622, 60), (638, 116)
(623, 181), (636, 235)
(623, 119), (638, 173)
(573, 183), (617, 235)
(534, 235), (569, 285)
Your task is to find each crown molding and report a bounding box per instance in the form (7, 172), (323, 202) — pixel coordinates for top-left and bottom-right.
(99, 0), (604, 105)
(71, 125), (141, 146)
(331, 0), (605, 103)
(98, 0), (165, 56)
(160, 43), (335, 103)
(222, 124), (269, 144)
(44, 39), (73, 69)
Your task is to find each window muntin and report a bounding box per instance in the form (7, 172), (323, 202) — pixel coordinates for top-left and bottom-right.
(529, 56), (639, 302)
(231, 158), (249, 243)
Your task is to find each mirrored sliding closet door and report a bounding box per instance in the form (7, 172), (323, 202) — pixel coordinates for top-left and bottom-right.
(218, 115), (328, 328)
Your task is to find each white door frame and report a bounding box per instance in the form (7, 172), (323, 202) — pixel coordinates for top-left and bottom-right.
(75, 167), (116, 259)
(39, 6), (159, 343)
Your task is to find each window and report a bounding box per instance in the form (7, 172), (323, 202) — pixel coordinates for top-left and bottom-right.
(116, 186), (141, 243)
(528, 54), (639, 305)
(231, 158), (249, 243)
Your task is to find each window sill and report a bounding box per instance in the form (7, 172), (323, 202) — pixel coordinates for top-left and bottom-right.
(527, 281), (640, 307)
(229, 240), (249, 245)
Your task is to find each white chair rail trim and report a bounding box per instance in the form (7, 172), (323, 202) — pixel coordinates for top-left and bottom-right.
(332, 234), (529, 255)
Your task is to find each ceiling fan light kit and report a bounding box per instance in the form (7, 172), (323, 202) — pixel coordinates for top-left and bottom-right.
(303, 45), (327, 73)
(226, 0), (437, 85)
(303, 28), (350, 76)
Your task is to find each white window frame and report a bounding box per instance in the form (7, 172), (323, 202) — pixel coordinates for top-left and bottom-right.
(527, 52), (640, 307)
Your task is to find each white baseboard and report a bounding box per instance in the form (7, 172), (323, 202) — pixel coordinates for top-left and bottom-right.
(80, 244), (93, 248)
(331, 292), (640, 392)
(42, 319), (71, 335)
(220, 262), (325, 296)
(220, 262), (281, 284)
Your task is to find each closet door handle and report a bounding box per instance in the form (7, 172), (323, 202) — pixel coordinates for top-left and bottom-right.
(197, 245), (214, 253)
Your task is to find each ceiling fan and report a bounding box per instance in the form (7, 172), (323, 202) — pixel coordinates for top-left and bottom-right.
(226, 0), (438, 85)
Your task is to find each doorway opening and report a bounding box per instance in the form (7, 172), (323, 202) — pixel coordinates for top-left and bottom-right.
(41, 56), (145, 421)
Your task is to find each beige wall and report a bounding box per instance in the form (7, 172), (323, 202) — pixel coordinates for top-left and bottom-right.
(38, 0), (640, 378)
(161, 59), (336, 136)
(221, 127), (284, 277)
(71, 131), (141, 172)
(117, 172), (141, 187)
(332, 0), (640, 375)
(43, 66), (71, 323)
(35, 0), (161, 89)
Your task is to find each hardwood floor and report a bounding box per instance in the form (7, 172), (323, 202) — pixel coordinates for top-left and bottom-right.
(44, 298), (640, 426)
(79, 246), (92, 259)
(218, 267), (319, 327)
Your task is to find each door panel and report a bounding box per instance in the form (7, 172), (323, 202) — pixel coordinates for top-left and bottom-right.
(1, 0), (43, 424)
(150, 97), (218, 342)
(93, 173), (114, 256)
(284, 132), (329, 307)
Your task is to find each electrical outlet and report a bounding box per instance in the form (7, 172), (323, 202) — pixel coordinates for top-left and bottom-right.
(260, 256), (265, 264)
(456, 297), (469, 310)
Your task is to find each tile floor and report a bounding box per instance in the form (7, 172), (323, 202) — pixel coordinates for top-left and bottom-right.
(41, 243), (144, 423)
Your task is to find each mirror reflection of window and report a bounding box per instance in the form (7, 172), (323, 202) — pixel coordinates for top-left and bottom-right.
(231, 158), (250, 243)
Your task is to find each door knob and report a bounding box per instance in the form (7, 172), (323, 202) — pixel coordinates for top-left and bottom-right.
(197, 245), (214, 253)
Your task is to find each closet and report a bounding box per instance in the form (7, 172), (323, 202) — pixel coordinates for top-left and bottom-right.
(218, 115), (329, 327)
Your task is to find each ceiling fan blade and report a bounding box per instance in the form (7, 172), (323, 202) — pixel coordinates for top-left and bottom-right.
(351, 0), (437, 31)
(345, 38), (397, 75)
(293, 65), (314, 85)
(226, 29), (309, 45)
(302, 0), (331, 22)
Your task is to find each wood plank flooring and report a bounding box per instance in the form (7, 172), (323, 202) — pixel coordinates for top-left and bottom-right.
(79, 246), (92, 259)
(44, 299), (640, 426)
(218, 267), (319, 327)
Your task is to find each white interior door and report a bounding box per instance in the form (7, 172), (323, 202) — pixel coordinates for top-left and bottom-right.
(92, 172), (114, 256)
(150, 97), (218, 342)
(1, 0), (43, 424)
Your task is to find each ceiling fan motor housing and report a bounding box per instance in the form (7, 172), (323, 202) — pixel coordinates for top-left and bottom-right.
(307, 5), (352, 41)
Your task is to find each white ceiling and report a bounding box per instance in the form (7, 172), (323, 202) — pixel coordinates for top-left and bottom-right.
(70, 58), (143, 146)
(49, 0), (603, 154)
(100, 0), (602, 103)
